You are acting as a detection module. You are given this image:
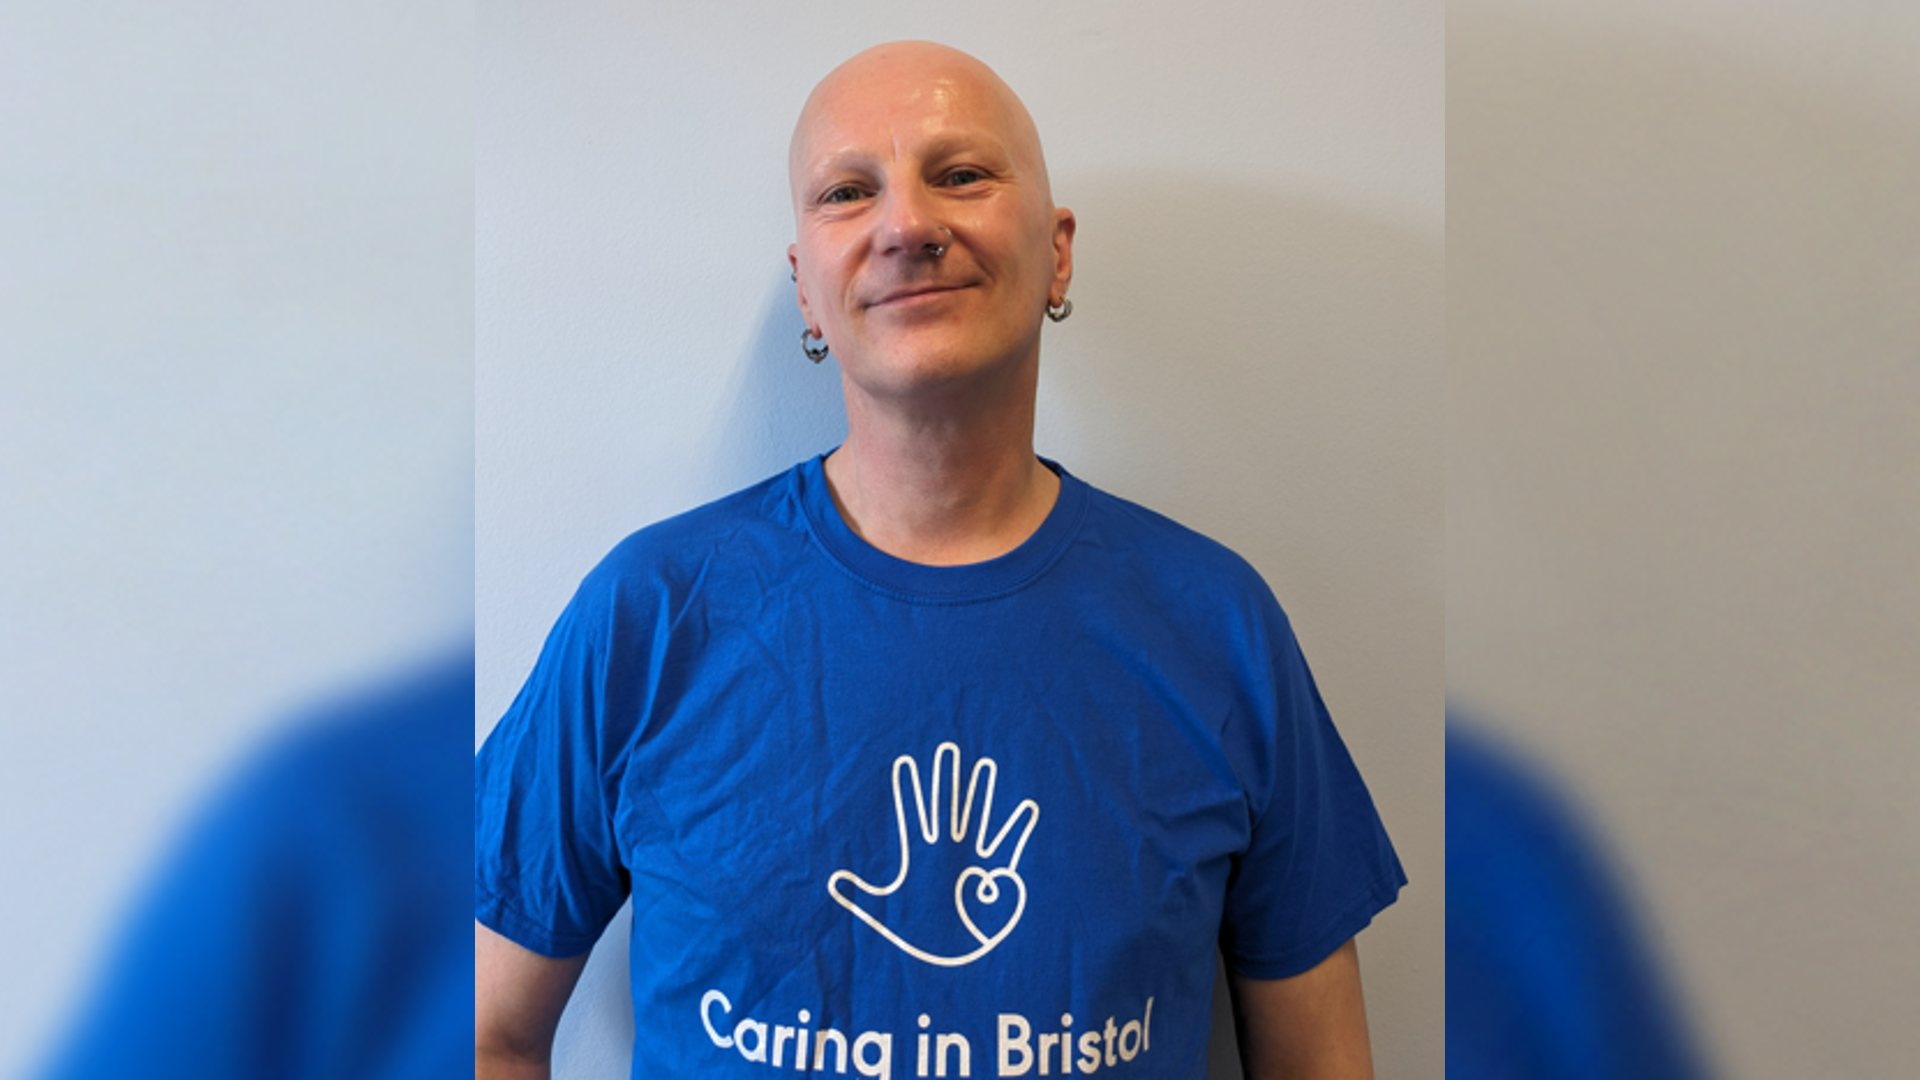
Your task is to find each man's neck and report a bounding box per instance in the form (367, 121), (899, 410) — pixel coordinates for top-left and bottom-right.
(825, 370), (1060, 567)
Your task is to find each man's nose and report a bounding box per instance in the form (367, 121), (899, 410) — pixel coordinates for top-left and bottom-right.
(874, 180), (947, 259)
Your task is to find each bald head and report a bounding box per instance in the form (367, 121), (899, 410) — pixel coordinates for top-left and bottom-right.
(788, 42), (1054, 212)
(784, 41), (1075, 395)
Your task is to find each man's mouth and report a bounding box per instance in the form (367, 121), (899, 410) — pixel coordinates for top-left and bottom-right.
(867, 283), (968, 308)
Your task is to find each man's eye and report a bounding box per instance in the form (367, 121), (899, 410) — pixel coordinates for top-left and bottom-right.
(824, 186), (865, 204)
(942, 169), (984, 186)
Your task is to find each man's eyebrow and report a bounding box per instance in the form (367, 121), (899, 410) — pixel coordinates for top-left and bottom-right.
(802, 133), (1013, 181)
(916, 132), (1013, 165)
(804, 146), (883, 177)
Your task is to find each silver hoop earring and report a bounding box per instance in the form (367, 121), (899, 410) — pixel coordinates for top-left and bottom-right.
(801, 327), (829, 363)
(1046, 297), (1073, 322)
(926, 225), (951, 258)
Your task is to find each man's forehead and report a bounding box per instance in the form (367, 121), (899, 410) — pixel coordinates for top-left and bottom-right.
(796, 102), (1017, 173)
(789, 43), (1040, 178)
(804, 42), (1008, 118)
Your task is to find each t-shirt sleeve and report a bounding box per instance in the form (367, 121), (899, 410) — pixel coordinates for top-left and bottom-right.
(1217, 615), (1407, 980)
(474, 578), (632, 958)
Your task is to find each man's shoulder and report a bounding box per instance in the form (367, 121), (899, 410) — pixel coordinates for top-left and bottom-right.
(582, 464), (807, 591)
(1078, 479), (1276, 595)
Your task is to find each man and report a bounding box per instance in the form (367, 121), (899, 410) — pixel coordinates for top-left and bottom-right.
(477, 42), (1403, 1079)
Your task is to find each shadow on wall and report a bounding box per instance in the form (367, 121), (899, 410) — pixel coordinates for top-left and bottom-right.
(710, 279), (849, 492)
(1048, 174), (1443, 624)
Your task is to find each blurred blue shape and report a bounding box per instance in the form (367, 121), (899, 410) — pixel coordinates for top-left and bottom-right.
(36, 651), (472, 1080)
(1448, 720), (1708, 1080)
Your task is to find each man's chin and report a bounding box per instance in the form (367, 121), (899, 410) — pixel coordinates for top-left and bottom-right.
(842, 345), (1029, 403)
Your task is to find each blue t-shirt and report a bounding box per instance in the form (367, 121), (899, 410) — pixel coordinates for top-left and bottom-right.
(476, 457), (1403, 1079)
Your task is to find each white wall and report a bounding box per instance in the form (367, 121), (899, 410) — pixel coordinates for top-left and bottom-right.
(1449, 0), (1920, 1075)
(477, 2), (1442, 1078)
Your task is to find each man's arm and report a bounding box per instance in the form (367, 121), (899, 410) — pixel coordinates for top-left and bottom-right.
(1228, 937), (1375, 1080)
(476, 920), (592, 1080)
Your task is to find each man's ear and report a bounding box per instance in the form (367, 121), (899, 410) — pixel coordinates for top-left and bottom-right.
(787, 243), (813, 325)
(1049, 208), (1077, 305)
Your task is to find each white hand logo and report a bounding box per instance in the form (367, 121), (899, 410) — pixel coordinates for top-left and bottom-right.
(828, 742), (1041, 967)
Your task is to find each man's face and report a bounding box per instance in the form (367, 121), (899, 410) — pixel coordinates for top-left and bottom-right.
(788, 45), (1074, 402)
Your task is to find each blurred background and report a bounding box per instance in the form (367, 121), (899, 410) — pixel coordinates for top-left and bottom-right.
(1448, 0), (1919, 1075)
(0, 0), (471, 1075)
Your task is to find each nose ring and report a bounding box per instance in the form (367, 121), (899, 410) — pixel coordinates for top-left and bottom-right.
(926, 226), (951, 258)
